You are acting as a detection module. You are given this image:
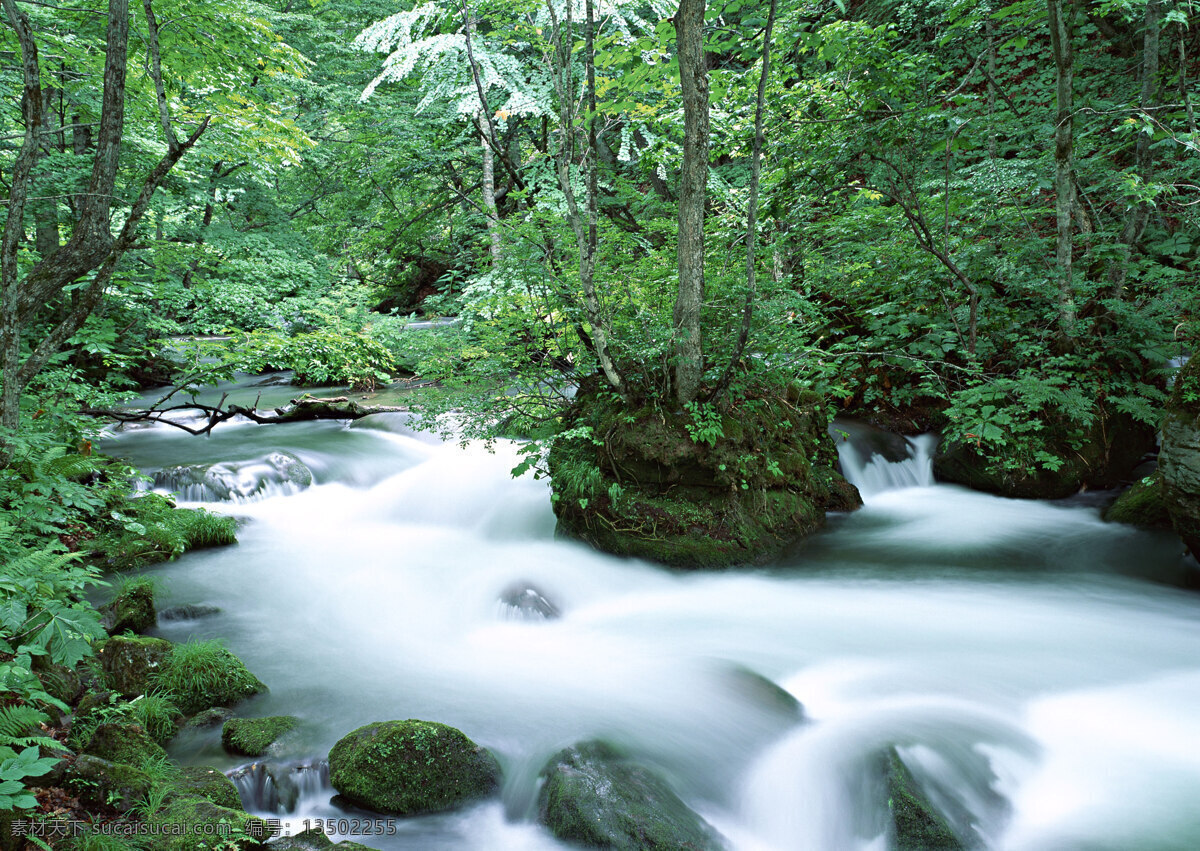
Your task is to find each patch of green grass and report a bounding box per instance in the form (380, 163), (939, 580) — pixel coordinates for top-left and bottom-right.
(153, 640), (265, 715)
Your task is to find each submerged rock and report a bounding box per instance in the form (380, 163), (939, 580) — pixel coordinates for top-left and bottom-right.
(1103, 473), (1172, 529)
(537, 741), (724, 850)
(883, 750), (968, 850)
(499, 583), (560, 620)
(549, 377), (860, 568)
(222, 716), (299, 757)
(1161, 358), (1200, 560)
(327, 720), (500, 815)
(153, 451), (313, 502)
(160, 604), (222, 622)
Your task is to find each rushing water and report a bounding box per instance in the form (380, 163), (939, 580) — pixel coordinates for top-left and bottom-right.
(99, 409), (1200, 850)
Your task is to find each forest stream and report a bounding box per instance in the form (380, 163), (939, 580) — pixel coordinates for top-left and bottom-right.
(98, 381), (1200, 851)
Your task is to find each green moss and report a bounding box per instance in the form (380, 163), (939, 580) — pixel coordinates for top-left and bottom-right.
(83, 721), (167, 766)
(168, 766), (245, 810)
(537, 741), (724, 851)
(99, 635), (174, 698)
(327, 719), (500, 815)
(90, 494), (237, 572)
(65, 755), (153, 811)
(547, 377), (858, 568)
(221, 716), (299, 757)
(101, 579), (157, 634)
(154, 640), (267, 715)
(1104, 473), (1172, 528)
(885, 751), (965, 851)
(148, 795), (275, 850)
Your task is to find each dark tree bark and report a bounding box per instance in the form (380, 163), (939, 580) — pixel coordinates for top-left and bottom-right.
(0, 0), (209, 441)
(673, 0), (709, 404)
(1047, 0), (1078, 335)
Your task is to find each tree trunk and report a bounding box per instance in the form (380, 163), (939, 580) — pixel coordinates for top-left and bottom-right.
(33, 85), (61, 260)
(1048, 0), (1077, 336)
(673, 0), (709, 404)
(479, 111), (503, 265)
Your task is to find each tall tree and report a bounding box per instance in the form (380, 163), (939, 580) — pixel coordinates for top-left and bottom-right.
(673, 0), (709, 404)
(1047, 0), (1077, 336)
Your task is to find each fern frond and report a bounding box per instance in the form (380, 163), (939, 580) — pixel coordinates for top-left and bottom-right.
(0, 704), (49, 741)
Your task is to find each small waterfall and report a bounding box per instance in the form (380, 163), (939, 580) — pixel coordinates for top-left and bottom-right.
(228, 760), (331, 815)
(832, 420), (936, 498)
(153, 452), (313, 503)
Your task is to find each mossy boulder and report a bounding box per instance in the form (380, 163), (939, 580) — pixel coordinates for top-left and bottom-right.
(90, 494), (238, 571)
(548, 377), (860, 568)
(169, 765), (244, 810)
(156, 641), (268, 715)
(1103, 473), (1172, 528)
(267, 828), (333, 850)
(537, 741), (724, 850)
(65, 754), (152, 811)
(184, 707), (236, 730)
(884, 750), (967, 850)
(327, 720), (501, 815)
(83, 721), (167, 766)
(148, 796), (275, 850)
(1161, 358), (1200, 560)
(33, 660), (83, 705)
(101, 582), (157, 635)
(934, 410), (1155, 500)
(222, 716), (299, 757)
(99, 635), (174, 697)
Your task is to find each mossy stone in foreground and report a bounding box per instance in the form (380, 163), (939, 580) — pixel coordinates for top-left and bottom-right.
(149, 796), (275, 850)
(222, 715), (299, 756)
(537, 741), (724, 850)
(83, 721), (167, 766)
(101, 581), (157, 634)
(65, 755), (152, 811)
(169, 765), (245, 810)
(327, 720), (500, 815)
(885, 751), (966, 850)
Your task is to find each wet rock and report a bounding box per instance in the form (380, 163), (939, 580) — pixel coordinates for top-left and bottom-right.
(148, 795), (276, 850)
(268, 827), (333, 850)
(65, 755), (152, 811)
(154, 452), (313, 502)
(1161, 358), (1200, 560)
(327, 720), (500, 815)
(222, 716), (300, 757)
(934, 411), (1155, 499)
(170, 766), (244, 810)
(160, 604), (223, 622)
(1103, 473), (1172, 529)
(499, 583), (560, 620)
(101, 582), (157, 635)
(883, 750), (967, 850)
(719, 665), (804, 722)
(99, 635), (173, 697)
(184, 707), (236, 730)
(537, 741), (724, 851)
(83, 721), (167, 766)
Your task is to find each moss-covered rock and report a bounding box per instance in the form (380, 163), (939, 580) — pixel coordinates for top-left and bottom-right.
(266, 828), (333, 850)
(148, 796), (275, 850)
(169, 766), (244, 810)
(184, 707), (236, 730)
(934, 410), (1155, 500)
(33, 661), (83, 706)
(1161, 358), (1200, 560)
(222, 716), (299, 757)
(101, 581), (157, 635)
(90, 493), (239, 572)
(327, 720), (500, 815)
(548, 377), (860, 568)
(83, 721), (167, 766)
(537, 741), (724, 850)
(884, 750), (967, 850)
(155, 640), (267, 715)
(65, 754), (152, 811)
(99, 635), (174, 698)
(1103, 473), (1172, 528)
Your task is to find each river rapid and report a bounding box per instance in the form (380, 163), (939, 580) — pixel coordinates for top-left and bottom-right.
(99, 400), (1200, 851)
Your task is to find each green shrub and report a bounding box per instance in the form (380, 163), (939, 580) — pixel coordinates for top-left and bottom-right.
(153, 640), (266, 715)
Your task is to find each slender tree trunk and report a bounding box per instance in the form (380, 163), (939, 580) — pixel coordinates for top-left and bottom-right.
(711, 0), (776, 405)
(479, 111), (502, 265)
(1109, 0), (1161, 300)
(33, 85), (61, 260)
(1180, 3), (1198, 136)
(1047, 0), (1077, 336)
(986, 17), (997, 160)
(674, 0), (709, 404)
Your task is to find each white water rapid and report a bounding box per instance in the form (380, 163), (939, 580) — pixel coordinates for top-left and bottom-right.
(100, 413), (1200, 850)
